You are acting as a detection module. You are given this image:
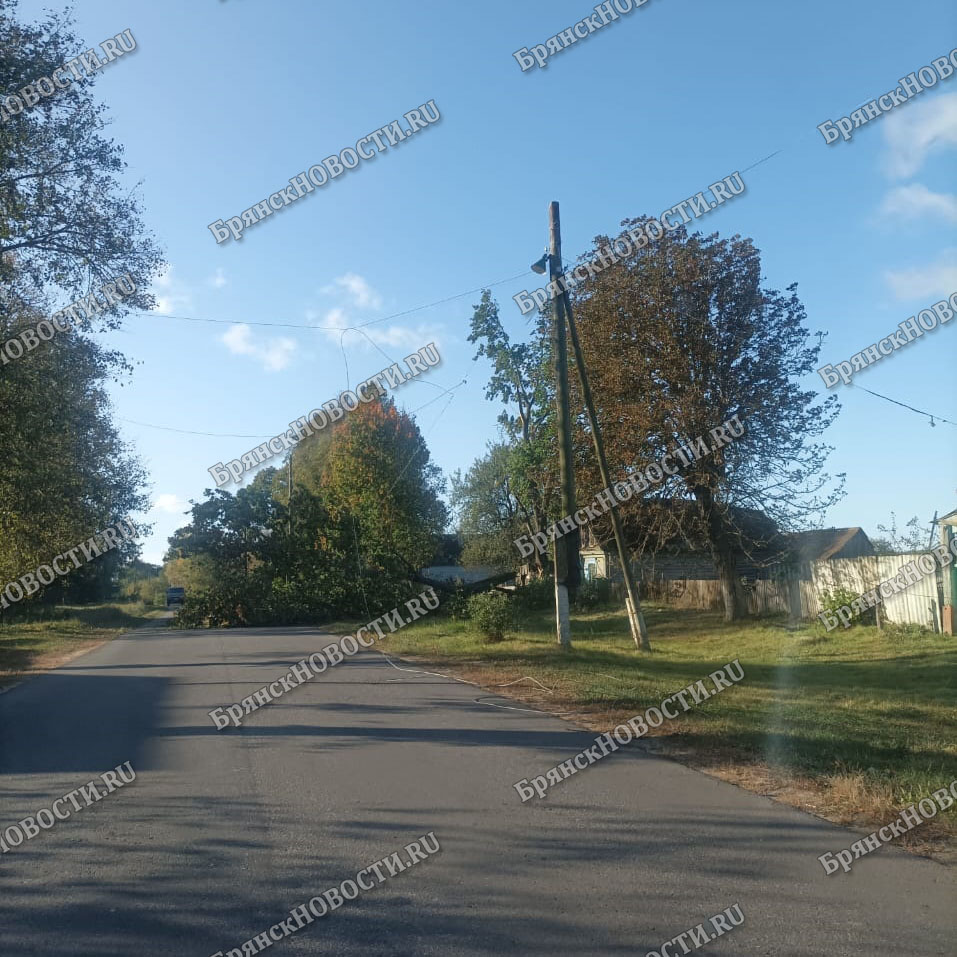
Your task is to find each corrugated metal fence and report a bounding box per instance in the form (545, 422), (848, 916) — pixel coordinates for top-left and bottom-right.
(809, 554), (942, 629)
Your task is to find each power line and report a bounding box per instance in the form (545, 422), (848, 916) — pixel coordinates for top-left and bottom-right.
(116, 379), (469, 441)
(119, 278), (477, 441)
(740, 148), (784, 174)
(850, 384), (957, 428)
(124, 270), (530, 331)
(337, 325), (451, 393)
(117, 417), (272, 439)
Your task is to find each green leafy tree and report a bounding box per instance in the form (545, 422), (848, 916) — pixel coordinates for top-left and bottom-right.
(0, 1), (160, 610)
(0, 299), (149, 606)
(167, 400), (448, 626)
(118, 560), (167, 607)
(166, 478), (279, 626)
(0, 0), (163, 311)
(451, 444), (525, 569)
(298, 397), (448, 609)
(465, 290), (556, 577)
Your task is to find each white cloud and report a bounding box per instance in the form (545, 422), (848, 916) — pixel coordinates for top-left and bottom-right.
(312, 307), (438, 349)
(321, 272), (383, 309)
(882, 92), (957, 178)
(316, 306), (349, 333)
(207, 267), (228, 289)
(152, 493), (187, 514)
(221, 323), (296, 372)
(879, 183), (957, 223)
(884, 248), (957, 300)
(311, 273), (441, 349)
(151, 265), (193, 314)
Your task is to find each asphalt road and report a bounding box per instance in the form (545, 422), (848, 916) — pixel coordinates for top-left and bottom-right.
(1, 622), (954, 956)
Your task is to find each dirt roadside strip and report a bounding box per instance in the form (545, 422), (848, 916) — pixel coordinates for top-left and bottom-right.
(0, 609), (173, 695)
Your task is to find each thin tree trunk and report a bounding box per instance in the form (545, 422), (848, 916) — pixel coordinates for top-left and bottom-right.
(713, 547), (743, 622)
(695, 487), (744, 622)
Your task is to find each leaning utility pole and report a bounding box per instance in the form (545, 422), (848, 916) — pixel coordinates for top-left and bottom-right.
(547, 201), (580, 649)
(561, 285), (651, 652)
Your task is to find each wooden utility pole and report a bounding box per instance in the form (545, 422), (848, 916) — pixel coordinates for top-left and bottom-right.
(548, 201), (580, 649)
(287, 456), (293, 536)
(561, 286), (651, 652)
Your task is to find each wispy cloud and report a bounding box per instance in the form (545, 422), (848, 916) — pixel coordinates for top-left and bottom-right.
(321, 272), (383, 309)
(879, 183), (957, 223)
(882, 92), (957, 179)
(151, 265), (193, 313)
(221, 323), (296, 372)
(311, 273), (441, 350)
(207, 267), (228, 289)
(884, 248), (957, 300)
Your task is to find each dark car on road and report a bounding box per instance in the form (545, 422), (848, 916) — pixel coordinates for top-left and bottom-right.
(166, 587), (185, 608)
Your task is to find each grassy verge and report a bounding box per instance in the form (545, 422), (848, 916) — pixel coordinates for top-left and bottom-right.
(0, 602), (161, 688)
(376, 602), (957, 858)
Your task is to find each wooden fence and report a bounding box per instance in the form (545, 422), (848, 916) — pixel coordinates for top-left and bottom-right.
(621, 553), (943, 628)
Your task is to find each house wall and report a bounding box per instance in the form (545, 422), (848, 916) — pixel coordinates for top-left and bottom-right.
(580, 549), (607, 581)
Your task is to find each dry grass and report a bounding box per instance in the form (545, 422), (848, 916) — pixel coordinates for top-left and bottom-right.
(0, 602), (160, 688)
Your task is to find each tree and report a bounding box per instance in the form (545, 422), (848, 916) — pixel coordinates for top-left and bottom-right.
(0, 1), (161, 610)
(872, 513), (930, 554)
(167, 398), (449, 627)
(165, 481), (276, 625)
(298, 397), (448, 608)
(451, 444), (526, 569)
(0, 297), (149, 606)
(465, 290), (556, 577)
(117, 560), (167, 607)
(570, 220), (844, 621)
(0, 0), (163, 315)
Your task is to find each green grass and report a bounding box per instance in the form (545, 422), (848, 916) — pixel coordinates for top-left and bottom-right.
(0, 601), (159, 685)
(379, 603), (957, 838)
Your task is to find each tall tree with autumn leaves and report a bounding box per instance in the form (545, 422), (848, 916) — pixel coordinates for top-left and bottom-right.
(297, 397), (448, 607)
(568, 220), (843, 620)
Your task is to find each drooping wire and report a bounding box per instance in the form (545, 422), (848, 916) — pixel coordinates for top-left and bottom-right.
(849, 384), (957, 428)
(117, 417), (273, 439)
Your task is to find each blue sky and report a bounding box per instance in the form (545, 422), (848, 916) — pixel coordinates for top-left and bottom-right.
(19, 0), (957, 564)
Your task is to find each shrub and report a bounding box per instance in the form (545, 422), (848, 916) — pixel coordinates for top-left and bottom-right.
(573, 577), (614, 611)
(440, 584), (472, 621)
(512, 577), (553, 613)
(467, 590), (516, 642)
(819, 586), (876, 627)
